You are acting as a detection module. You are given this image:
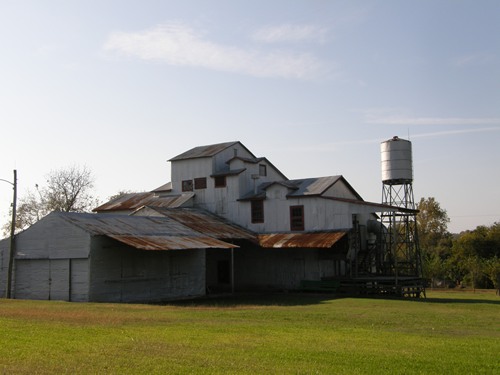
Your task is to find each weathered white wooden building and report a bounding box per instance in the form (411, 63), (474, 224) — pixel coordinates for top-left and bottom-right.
(1, 141), (410, 301)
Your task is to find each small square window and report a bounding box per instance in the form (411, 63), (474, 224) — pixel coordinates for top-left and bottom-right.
(259, 164), (267, 177)
(194, 177), (207, 189)
(182, 180), (193, 192)
(214, 176), (226, 188)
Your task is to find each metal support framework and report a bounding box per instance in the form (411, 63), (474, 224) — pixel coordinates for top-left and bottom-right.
(381, 182), (423, 280)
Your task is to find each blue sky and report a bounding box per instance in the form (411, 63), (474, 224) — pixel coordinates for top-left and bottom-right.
(1, 0), (499, 233)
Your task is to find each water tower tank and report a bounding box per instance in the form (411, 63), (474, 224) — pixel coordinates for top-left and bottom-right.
(381, 136), (413, 184)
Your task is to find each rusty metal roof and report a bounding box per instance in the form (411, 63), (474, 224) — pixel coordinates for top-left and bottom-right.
(169, 141), (241, 161)
(108, 235), (236, 250)
(138, 207), (256, 241)
(93, 192), (194, 212)
(258, 231), (347, 248)
(55, 212), (237, 250)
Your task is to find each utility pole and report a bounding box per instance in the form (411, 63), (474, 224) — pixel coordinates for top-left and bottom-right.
(1, 170), (17, 298)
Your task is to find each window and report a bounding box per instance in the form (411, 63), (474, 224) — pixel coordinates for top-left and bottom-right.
(259, 164), (267, 176)
(182, 179), (193, 192)
(214, 176), (226, 188)
(290, 205), (304, 231)
(251, 200), (264, 223)
(194, 177), (207, 190)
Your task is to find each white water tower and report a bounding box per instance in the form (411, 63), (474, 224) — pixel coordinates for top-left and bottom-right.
(380, 136), (423, 283)
(381, 136), (413, 185)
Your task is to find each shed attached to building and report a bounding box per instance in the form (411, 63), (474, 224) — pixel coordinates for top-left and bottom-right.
(0, 211), (254, 302)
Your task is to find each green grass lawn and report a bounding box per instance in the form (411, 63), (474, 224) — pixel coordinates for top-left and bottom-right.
(0, 290), (499, 374)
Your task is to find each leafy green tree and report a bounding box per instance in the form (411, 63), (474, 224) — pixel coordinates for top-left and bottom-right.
(425, 252), (446, 287)
(483, 256), (500, 294)
(450, 223), (500, 288)
(462, 256), (485, 290)
(417, 197), (451, 257)
(416, 197), (452, 282)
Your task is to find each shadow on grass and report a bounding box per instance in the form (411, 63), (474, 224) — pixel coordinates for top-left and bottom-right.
(162, 292), (339, 307)
(415, 297), (500, 305)
(161, 291), (500, 307)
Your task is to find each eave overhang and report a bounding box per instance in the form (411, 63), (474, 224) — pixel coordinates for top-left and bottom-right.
(258, 231), (347, 248)
(107, 234), (237, 251)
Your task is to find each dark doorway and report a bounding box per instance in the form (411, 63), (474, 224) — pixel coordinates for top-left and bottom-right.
(217, 260), (230, 284)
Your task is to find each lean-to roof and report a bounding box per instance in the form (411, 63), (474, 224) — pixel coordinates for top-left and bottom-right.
(56, 212), (237, 250)
(258, 231), (347, 248)
(132, 207), (257, 242)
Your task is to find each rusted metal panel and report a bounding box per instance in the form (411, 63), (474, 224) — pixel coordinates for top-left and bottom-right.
(145, 208), (257, 241)
(93, 192), (194, 212)
(61, 212), (193, 236)
(108, 235), (237, 250)
(258, 231), (347, 248)
(55, 212), (239, 251)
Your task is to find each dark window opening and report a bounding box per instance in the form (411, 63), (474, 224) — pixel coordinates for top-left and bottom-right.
(290, 205), (304, 231)
(194, 177), (207, 190)
(214, 176), (226, 188)
(251, 200), (264, 223)
(259, 164), (267, 176)
(182, 179), (193, 192)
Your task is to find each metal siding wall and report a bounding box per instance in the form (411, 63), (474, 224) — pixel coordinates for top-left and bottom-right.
(89, 237), (205, 302)
(235, 248), (330, 290)
(171, 158), (213, 194)
(15, 259), (50, 300)
(14, 258), (84, 301)
(70, 259), (89, 302)
(14, 215), (91, 260)
(49, 259), (70, 301)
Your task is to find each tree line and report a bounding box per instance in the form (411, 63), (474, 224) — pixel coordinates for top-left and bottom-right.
(417, 197), (500, 291)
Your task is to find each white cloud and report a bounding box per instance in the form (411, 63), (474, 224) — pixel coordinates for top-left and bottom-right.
(365, 115), (500, 126)
(409, 127), (500, 139)
(453, 53), (496, 67)
(103, 23), (332, 80)
(296, 127), (500, 154)
(251, 24), (328, 44)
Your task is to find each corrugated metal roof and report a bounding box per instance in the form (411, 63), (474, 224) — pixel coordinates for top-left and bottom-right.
(287, 176), (342, 196)
(258, 231), (347, 248)
(239, 178), (341, 201)
(108, 235), (237, 250)
(93, 192), (194, 212)
(142, 207), (256, 241)
(55, 212), (237, 250)
(169, 141), (239, 161)
(152, 182), (172, 192)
